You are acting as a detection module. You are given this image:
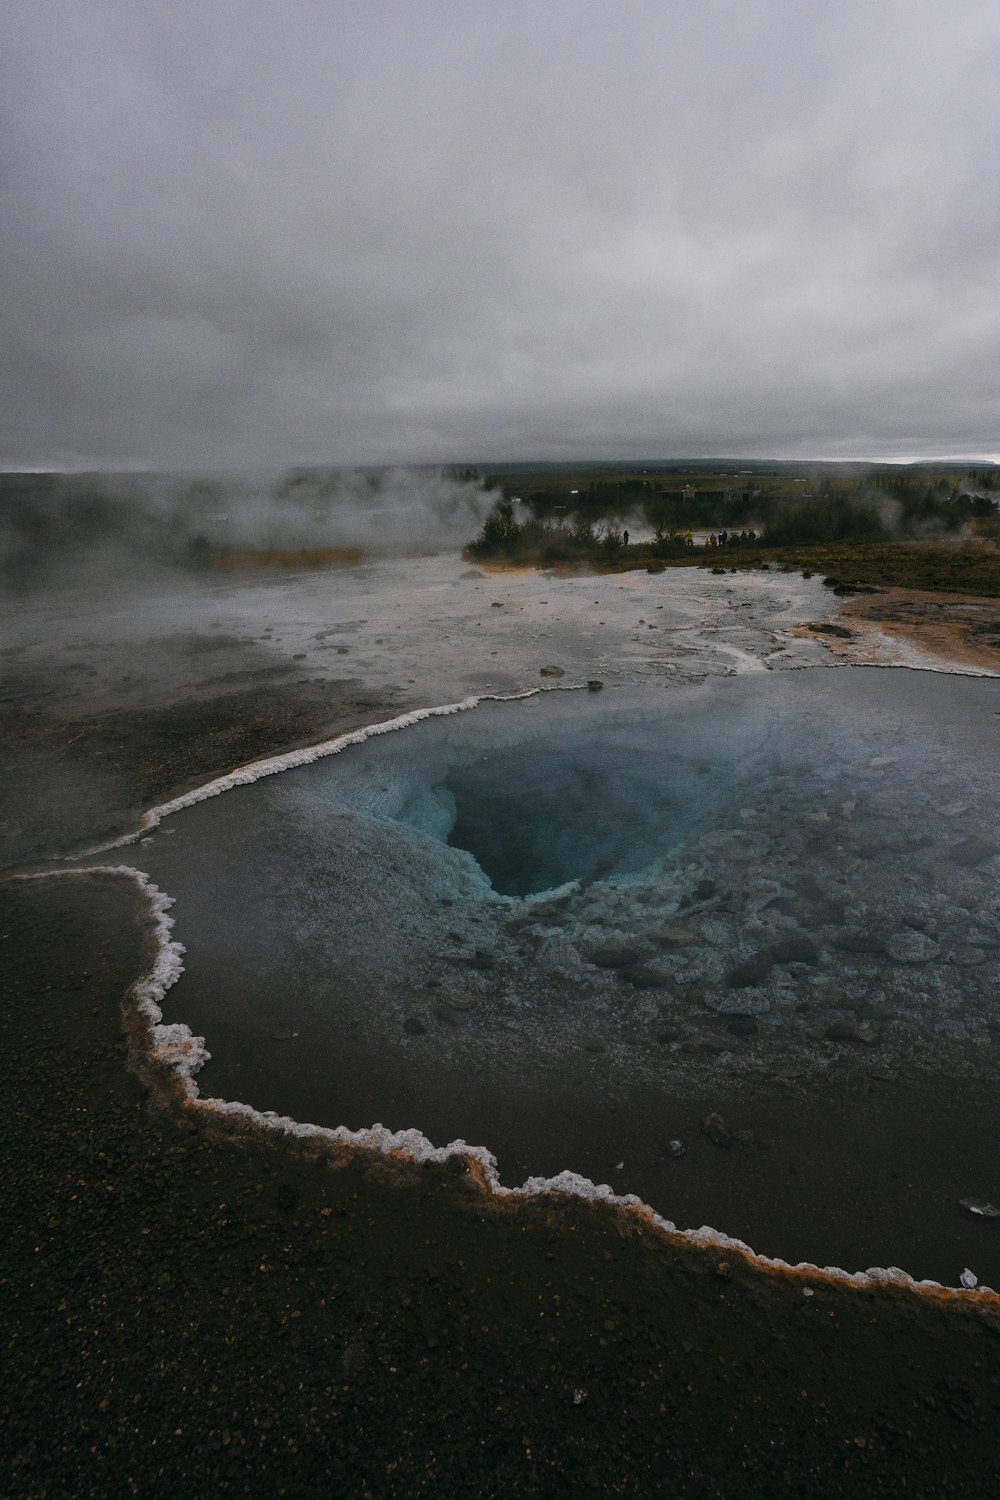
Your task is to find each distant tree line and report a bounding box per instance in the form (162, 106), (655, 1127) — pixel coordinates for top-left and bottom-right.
(466, 479), (998, 562)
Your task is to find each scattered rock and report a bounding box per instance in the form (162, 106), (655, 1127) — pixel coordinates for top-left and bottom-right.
(808, 622), (855, 639)
(702, 1112), (733, 1147)
(662, 1140), (686, 1159)
(587, 680), (604, 692)
(490, 601), (505, 608)
(959, 1197), (1000, 1220)
(540, 664), (565, 677)
(885, 930), (941, 964)
(960, 1269), (979, 1289)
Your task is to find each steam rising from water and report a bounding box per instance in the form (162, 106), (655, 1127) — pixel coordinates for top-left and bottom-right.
(0, 465), (493, 591)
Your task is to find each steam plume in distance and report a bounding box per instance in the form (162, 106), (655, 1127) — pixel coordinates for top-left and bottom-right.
(0, 467), (495, 593)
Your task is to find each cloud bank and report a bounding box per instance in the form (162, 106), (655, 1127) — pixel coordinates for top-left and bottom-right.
(3, 1), (999, 468)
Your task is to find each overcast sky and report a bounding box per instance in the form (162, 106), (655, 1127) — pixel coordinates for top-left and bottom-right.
(3, 1), (999, 470)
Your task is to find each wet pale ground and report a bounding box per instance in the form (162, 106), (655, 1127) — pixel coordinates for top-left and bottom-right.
(1, 552), (833, 726)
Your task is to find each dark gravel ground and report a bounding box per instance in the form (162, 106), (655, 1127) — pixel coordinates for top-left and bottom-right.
(0, 674), (402, 868)
(4, 873), (1000, 1499)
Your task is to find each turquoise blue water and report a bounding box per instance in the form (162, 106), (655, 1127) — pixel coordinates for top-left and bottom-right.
(137, 668), (1000, 1113)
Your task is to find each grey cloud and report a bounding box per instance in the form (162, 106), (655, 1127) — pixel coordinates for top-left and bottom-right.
(3, 0), (1000, 468)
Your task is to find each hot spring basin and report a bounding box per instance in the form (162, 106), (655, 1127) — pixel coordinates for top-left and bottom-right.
(136, 667), (1000, 1281)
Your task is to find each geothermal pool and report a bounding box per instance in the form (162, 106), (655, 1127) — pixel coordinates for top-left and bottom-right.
(133, 665), (1000, 1282)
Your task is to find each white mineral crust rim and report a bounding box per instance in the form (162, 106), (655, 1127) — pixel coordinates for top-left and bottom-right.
(15, 853), (997, 1304)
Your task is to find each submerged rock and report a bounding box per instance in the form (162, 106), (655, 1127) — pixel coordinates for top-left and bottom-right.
(725, 953), (774, 988)
(579, 1035), (607, 1054)
(682, 1032), (731, 1055)
(832, 929), (886, 955)
(885, 930), (941, 964)
(651, 926), (699, 949)
(588, 941), (645, 970)
(771, 935), (820, 965)
(702, 1111), (733, 1147)
(438, 991), (478, 1011)
(705, 990), (771, 1017)
(824, 1018), (881, 1045)
(616, 963), (666, 989)
(951, 836), (998, 868)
